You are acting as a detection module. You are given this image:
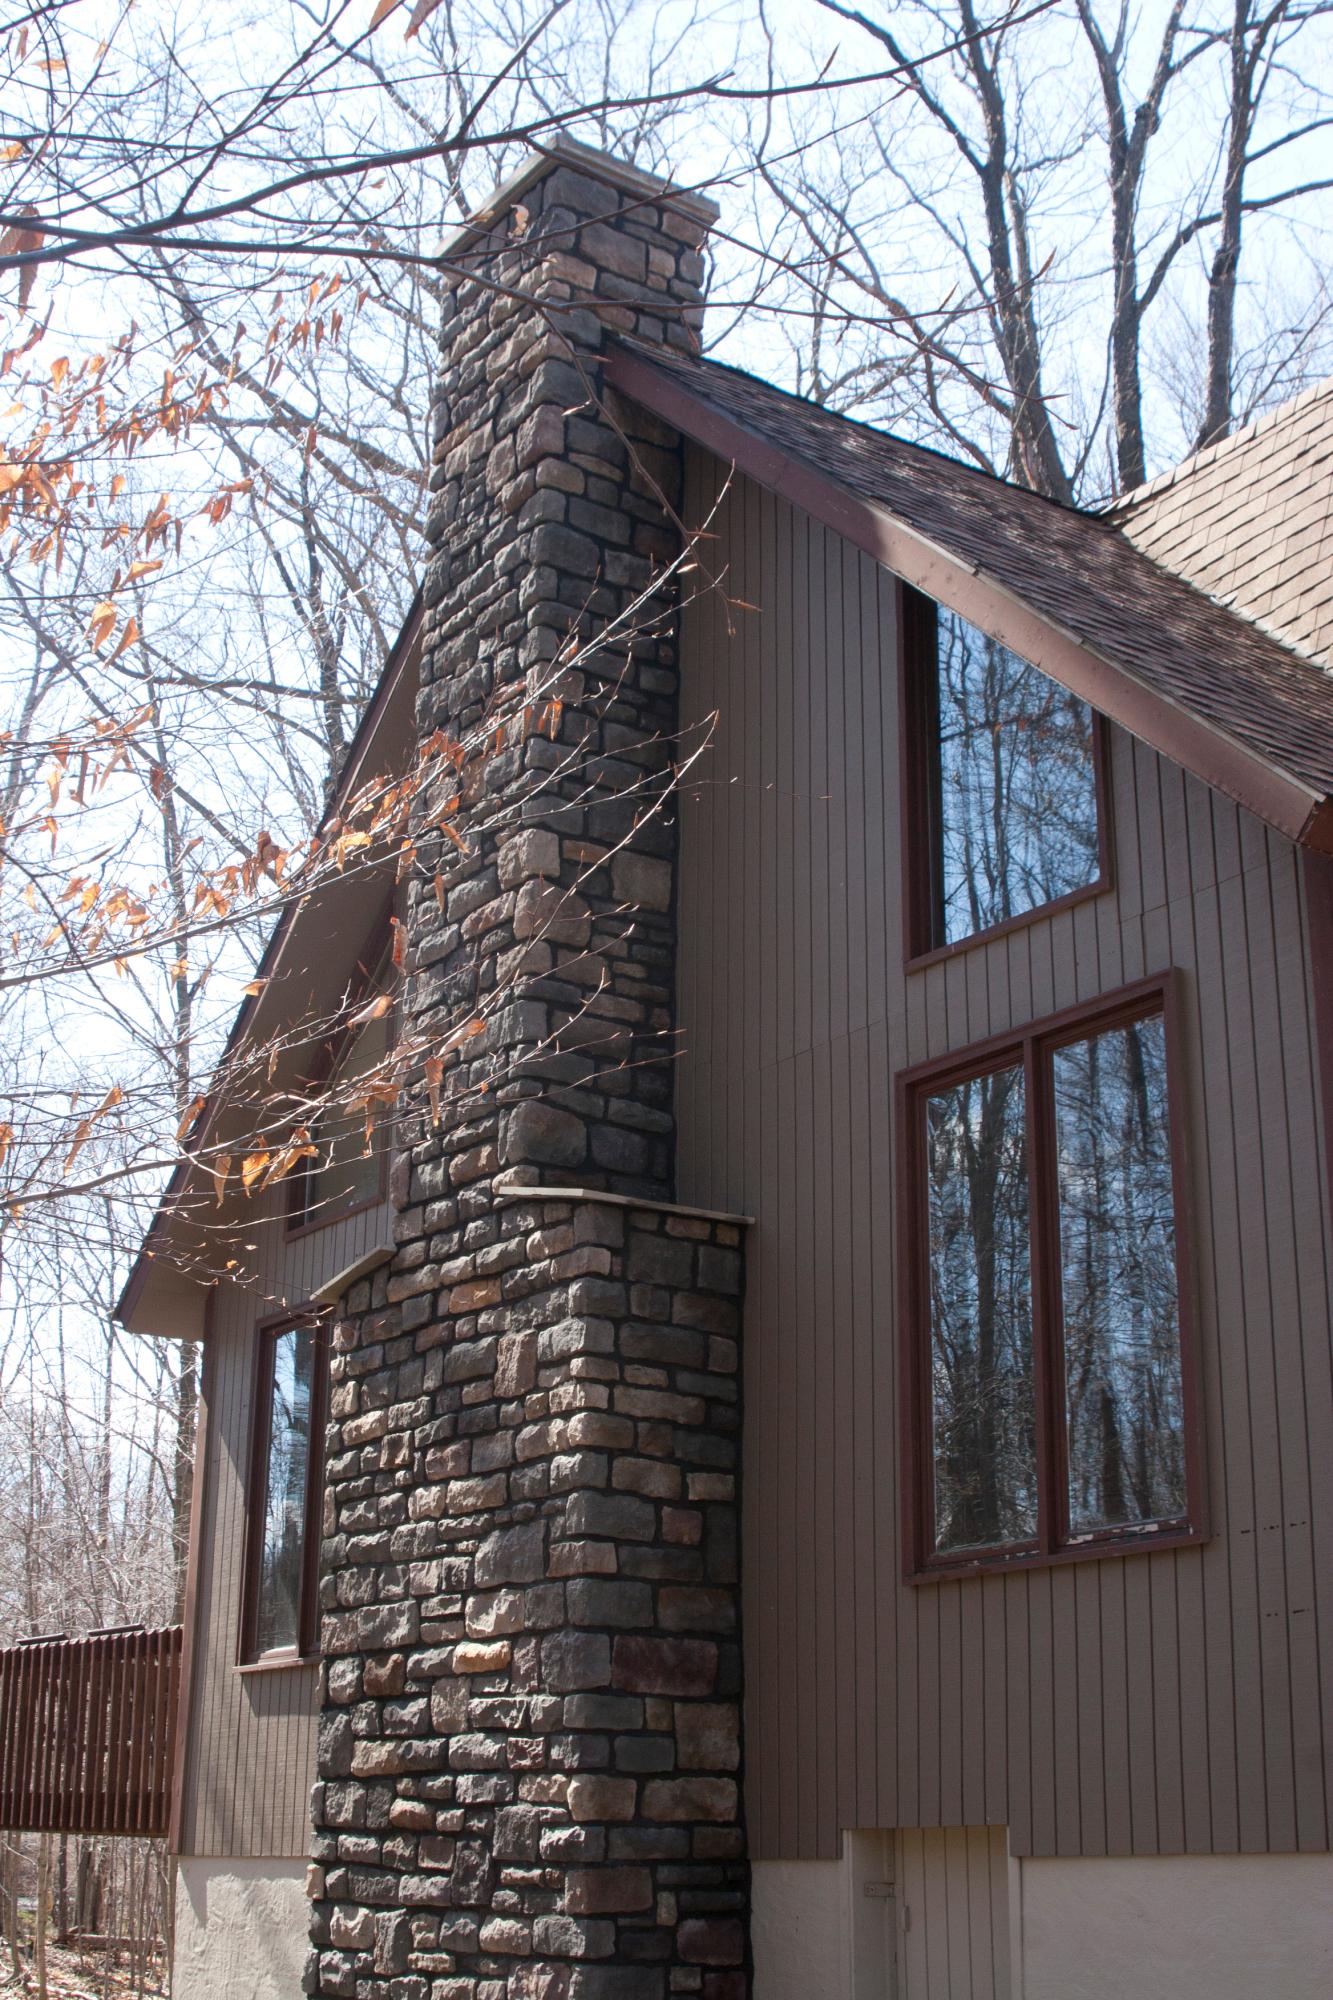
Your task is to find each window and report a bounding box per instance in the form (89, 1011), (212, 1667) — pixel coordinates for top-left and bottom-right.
(240, 1315), (327, 1662)
(290, 940), (394, 1233)
(899, 976), (1202, 1575)
(903, 589), (1107, 959)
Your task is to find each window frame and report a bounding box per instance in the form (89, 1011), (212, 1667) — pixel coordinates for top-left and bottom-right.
(896, 971), (1206, 1582)
(285, 910), (396, 1240)
(900, 584), (1114, 969)
(237, 1309), (329, 1668)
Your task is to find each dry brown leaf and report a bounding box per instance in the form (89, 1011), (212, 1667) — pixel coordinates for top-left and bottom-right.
(349, 991), (393, 1027)
(176, 1095), (205, 1142)
(440, 1017), (485, 1057)
(262, 1130), (318, 1186)
(406, 0), (446, 35)
(63, 1118), (93, 1172)
(424, 1053), (444, 1127)
(110, 615), (140, 661)
(86, 599), (117, 651)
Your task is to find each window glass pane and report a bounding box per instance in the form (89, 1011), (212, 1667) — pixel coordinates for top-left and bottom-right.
(1054, 1013), (1186, 1536)
(925, 1063), (1038, 1552)
(304, 1000), (390, 1219)
(256, 1325), (314, 1653)
(935, 609), (1100, 944)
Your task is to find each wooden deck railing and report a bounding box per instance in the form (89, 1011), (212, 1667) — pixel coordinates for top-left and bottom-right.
(0, 1625), (182, 1836)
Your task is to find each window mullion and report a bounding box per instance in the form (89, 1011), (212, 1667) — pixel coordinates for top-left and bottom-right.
(1026, 1033), (1064, 1558)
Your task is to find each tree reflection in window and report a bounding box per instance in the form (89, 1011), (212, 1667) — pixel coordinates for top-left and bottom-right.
(934, 608), (1100, 945)
(256, 1324), (315, 1654)
(302, 998), (391, 1221)
(907, 986), (1194, 1568)
(926, 1062), (1038, 1552)
(1054, 1014), (1185, 1535)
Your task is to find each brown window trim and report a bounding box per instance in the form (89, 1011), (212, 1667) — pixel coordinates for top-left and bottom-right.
(285, 900), (397, 1240)
(237, 1308), (329, 1666)
(896, 970), (1206, 1582)
(899, 584), (1114, 970)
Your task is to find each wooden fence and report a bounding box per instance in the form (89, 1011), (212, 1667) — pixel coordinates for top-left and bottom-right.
(0, 1626), (181, 1836)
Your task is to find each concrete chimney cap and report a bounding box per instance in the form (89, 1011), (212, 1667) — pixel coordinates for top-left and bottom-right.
(434, 131), (720, 261)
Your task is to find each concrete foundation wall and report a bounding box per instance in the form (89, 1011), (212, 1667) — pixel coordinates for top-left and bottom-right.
(173, 1858), (308, 2000)
(1017, 1851), (1333, 2000)
(752, 1839), (1333, 2000)
(751, 1834), (894, 2000)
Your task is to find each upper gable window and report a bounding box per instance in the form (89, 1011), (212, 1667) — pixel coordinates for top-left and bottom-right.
(290, 941), (394, 1232)
(904, 589), (1105, 958)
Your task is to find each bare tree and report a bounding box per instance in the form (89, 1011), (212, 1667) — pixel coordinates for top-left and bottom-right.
(743, 0), (1333, 494)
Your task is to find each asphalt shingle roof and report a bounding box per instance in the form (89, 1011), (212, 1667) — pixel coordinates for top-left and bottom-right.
(619, 339), (1333, 805)
(1109, 381), (1333, 674)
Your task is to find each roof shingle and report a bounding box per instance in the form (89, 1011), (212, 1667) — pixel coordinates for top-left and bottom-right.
(1109, 381), (1333, 672)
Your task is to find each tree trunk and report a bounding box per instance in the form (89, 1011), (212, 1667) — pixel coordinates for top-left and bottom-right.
(1198, 0), (1256, 449)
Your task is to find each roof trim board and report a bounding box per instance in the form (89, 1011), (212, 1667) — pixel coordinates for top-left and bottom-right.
(604, 345), (1333, 856)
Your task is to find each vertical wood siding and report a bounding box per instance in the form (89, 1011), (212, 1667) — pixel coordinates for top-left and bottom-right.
(178, 1192), (391, 1858)
(675, 453), (1333, 1862)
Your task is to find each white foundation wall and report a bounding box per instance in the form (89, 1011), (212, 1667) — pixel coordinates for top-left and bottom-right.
(173, 1857), (308, 2000)
(1016, 1852), (1333, 2000)
(751, 1833), (896, 2000)
(752, 1836), (1333, 2000)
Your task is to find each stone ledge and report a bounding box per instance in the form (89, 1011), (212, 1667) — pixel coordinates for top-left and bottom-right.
(492, 1179), (754, 1226)
(310, 1242), (397, 1305)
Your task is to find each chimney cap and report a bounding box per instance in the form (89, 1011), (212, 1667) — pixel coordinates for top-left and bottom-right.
(435, 132), (719, 262)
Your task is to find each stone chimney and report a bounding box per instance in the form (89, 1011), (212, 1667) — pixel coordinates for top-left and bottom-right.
(307, 141), (750, 2000)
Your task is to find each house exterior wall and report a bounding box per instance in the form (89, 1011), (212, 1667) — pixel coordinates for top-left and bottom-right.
(176, 1188), (393, 1859)
(674, 452), (1333, 1863)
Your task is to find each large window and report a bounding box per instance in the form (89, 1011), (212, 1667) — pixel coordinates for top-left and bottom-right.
(899, 977), (1202, 1575)
(904, 589), (1106, 958)
(241, 1316), (326, 1662)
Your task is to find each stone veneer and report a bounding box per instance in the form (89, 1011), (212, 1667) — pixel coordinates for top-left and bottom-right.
(305, 143), (750, 1999)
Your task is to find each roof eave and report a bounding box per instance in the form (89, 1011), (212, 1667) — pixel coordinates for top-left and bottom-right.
(605, 344), (1329, 853)
(115, 596), (422, 1332)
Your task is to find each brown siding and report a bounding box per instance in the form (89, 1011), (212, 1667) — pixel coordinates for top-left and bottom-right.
(178, 1193), (392, 1858)
(675, 452), (1333, 1861)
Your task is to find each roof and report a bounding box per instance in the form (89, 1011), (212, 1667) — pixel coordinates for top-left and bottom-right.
(122, 330), (1333, 1325)
(1109, 380), (1333, 672)
(607, 339), (1333, 850)
(116, 600), (421, 1335)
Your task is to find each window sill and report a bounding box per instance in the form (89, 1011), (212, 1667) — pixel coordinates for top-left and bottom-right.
(235, 1651), (319, 1674)
(907, 1520), (1208, 1584)
(905, 876), (1111, 974)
